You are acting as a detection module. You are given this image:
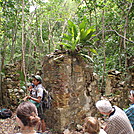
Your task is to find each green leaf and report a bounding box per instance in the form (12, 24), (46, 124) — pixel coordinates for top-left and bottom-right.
(84, 30), (95, 41)
(79, 21), (86, 30)
(72, 43), (77, 52)
(60, 42), (72, 49)
(80, 28), (85, 40)
(89, 48), (98, 55)
(80, 27), (95, 41)
(75, 30), (80, 44)
(68, 20), (78, 40)
(63, 34), (72, 41)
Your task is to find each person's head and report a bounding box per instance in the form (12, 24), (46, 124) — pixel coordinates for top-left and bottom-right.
(130, 90), (134, 104)
(83, 117), (100, 134)
(32, 75), (42, 85)
(95, 100), (113, 115)
(16, 101), (40, 128)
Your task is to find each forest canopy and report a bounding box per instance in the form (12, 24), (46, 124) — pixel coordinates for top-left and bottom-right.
(0, 0), (134, 89)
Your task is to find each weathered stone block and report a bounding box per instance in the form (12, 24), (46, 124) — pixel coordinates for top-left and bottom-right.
(42, 53), (99, 133)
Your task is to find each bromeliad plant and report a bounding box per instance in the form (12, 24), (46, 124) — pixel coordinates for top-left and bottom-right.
(60, 20), (97, 62)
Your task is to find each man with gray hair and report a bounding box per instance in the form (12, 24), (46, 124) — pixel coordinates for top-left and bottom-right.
(96, 100), (133, 134)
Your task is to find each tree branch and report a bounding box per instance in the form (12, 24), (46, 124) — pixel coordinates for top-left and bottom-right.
(91, 29), (134, 44)
(106, 30), (134, 44)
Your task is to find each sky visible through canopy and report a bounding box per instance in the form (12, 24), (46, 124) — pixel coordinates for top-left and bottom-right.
(30, 0), (48, 12)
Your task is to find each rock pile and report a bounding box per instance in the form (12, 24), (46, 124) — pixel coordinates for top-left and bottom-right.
(1, 62), (25, 109)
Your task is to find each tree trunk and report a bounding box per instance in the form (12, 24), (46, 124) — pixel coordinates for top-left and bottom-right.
(101, 6), (106, 95)
(22, 0), (27, 90)
(119, 36), (123, 68)
(94, 7), (98, 31)
(10, 29), (15, 63)
(48, 19), (51, 53)
(0, 51), (2, 105)
(123, 16), (128, 71)
(0, 35), (8, 105)
(123, 2), (132, 91)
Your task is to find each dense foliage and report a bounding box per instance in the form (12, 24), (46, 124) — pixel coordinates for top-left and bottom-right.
(0, 0), (134, 90)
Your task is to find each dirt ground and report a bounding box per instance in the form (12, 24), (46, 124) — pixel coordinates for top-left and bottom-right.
(0, 113), (52, 134)
(0, 113), (19, 134)
(0, 113), (105, 134)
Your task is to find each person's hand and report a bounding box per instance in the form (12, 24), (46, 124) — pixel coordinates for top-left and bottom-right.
(23, 96), (28, 101)
(23, 96), (31, 101)
(26, 96), (32, 99)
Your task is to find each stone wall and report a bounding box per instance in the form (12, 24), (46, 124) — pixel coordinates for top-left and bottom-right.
(1, 62), (25, 109)
(105, 68), (133, 109)
(42, 52), (100, 133)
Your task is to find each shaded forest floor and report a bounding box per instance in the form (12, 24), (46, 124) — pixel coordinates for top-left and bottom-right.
(0, 113), (52, 134)
(0, 113), (19, 134)
(0, 113), (105, 134)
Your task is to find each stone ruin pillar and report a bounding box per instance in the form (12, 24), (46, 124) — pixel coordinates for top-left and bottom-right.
(105, 69), (130, 108)
(105, 70), (122, 95)
(42, 52), (100, 133)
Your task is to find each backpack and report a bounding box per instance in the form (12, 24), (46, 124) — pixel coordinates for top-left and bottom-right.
(0, 109), (12, 119)
(41, 89), (52, 109)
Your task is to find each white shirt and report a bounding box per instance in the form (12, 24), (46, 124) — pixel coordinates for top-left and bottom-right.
(32, 84), (44, 98)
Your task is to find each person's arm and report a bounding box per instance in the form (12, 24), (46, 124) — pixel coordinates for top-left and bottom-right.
(28, 87), (43, 103)
(125, 107), (132, 116)
(27, 96), (41, 103)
